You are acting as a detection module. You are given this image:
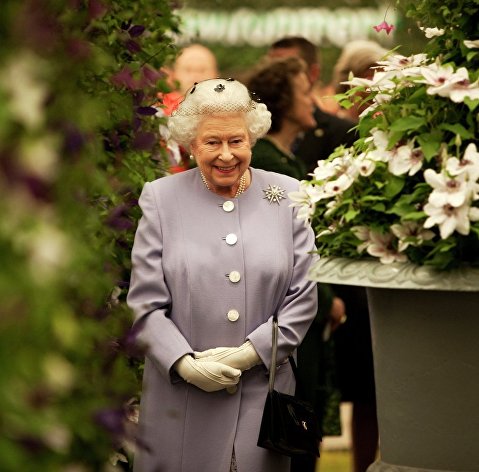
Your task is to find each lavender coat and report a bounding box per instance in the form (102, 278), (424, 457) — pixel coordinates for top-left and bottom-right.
(127, 167), (318, 472)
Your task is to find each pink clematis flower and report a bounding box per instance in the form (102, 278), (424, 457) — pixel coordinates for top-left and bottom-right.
(366, 231), (407, 264)
(373, 21), (395, 35)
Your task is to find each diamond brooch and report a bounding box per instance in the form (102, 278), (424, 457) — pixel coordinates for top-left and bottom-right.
(263, 184), (286, 204)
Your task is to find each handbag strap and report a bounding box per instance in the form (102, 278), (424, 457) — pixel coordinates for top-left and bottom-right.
(268, 316), (299, 393)
(268, 316), (279, 392)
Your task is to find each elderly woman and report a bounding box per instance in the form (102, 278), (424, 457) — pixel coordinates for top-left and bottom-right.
(127, 78), (318, 472)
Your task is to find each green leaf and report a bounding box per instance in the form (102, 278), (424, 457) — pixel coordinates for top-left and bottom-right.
(384, 175), (405, 198)
(362, 195), (388, 202)
(371, 203), (386, 212)
(344, 208), (360, 222)
(387, 131), (405, 148)
(389, 116), (427, 133)
(402, 211), (427, 221)
(464, 97), (479, 112)
(387, 202), (416, 216)
(408, 86), (427, 101)
(438, 123), (475, 139)
(467, 51), (478, 61)
(417, 133), (442, 160)
(470, 226), (479, 237)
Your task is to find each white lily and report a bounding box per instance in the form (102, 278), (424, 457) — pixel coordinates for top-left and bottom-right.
(366, 129), (393, 162)
(366, 231), (408, 264)
(420, 64), (479, 102)
(376, 53), (429, 79)
(423, 202), (471, 238)
(289, 183), (324, 223)
(448, 79), (479, 103)
(446, 143), (479, 182)
(388, 143), (424, 176)
(342, 70), (396, 94)
(323, 173), (355, 197)
(351, 225), (371, 253)
(288, 190), (314, 224)
(419, 63), (460, 89)
(424, 168), (468, 207)
(313, 159), (339, 181)
(391, 221), (435, 251)
(464, 39), (479, 49)
(469, 207), (479, 221)
(419, 27), (445, 38)
(355, 153), (376, 176)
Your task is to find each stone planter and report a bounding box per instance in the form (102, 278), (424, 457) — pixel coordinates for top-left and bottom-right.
(309, 258), (479, 472)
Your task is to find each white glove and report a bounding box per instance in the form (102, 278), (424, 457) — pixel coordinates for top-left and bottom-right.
(174, 354), (241, 392)
(195, 341), (261, 372)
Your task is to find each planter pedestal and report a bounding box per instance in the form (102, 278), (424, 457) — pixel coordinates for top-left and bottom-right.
(309, 258), (479, 472)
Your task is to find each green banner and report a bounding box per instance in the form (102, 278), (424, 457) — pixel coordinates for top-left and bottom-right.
(175, 7), (397, 47)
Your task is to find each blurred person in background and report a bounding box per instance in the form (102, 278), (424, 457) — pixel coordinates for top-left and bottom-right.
(324, 39), (388, 472)
(268, 36), (356, 174)
(268, 37), (380, 472)
(159, 43), (219, 172)
(247, 55), (346, 472)
(332, 39), (388, 122)
(247, 56), (315, 179)
(163, 43), (219, 112)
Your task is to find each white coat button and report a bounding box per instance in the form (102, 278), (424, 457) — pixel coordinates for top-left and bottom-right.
(223, 201), (235, 212)
(225, 233), (238, 245)
(227, 309), (240, 322)
(228, 271), (241, 283)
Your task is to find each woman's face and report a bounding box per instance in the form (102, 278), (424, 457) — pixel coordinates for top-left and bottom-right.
(287, 72), (316, 131)
(190, 113), (252, 196)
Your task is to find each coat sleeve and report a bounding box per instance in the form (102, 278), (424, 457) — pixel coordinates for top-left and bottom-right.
(248, 203), (318, 368)
(127, 182), (192, 380)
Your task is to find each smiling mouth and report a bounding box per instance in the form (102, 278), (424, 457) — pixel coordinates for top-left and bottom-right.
(215, 165), (237, 173)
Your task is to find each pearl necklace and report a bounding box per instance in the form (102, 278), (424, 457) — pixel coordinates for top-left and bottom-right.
(200, 171), (247, 198)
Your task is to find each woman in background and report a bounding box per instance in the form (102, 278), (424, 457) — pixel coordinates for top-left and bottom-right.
(247, 56), (316, 179)
(247, 56), (346, 472)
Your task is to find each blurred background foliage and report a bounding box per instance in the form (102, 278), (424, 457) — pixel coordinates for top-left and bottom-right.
(0, 0), (179, 470)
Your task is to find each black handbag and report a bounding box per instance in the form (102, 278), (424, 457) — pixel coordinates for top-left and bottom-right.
(257, 316), (321, 457)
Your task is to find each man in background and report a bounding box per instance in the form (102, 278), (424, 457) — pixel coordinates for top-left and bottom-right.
(164, 43), (219, 107)
(159, 43), (219, 172)
(268, 36), (356, 173)
(171, 43), (218, 91)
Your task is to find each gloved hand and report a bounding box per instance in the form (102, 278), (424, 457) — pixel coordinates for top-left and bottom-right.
(195, 341), (261, 372)
(174, 354), (241, 392)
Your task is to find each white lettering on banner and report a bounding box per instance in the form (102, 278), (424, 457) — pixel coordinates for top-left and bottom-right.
(175, 7), (397, 47)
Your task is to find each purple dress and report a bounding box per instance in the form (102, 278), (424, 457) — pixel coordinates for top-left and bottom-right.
(127, 167), (318, 472)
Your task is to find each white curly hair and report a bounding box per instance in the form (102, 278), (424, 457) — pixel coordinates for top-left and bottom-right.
(167, 78), (271, 151)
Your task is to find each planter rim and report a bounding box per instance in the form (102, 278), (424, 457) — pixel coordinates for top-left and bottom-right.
(308, 257), (479, 291)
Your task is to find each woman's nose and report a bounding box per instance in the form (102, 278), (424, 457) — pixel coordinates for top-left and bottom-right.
(218, 143), (234, 161)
